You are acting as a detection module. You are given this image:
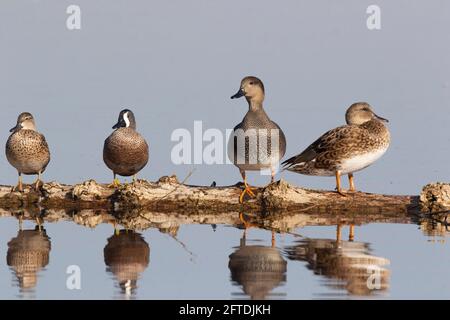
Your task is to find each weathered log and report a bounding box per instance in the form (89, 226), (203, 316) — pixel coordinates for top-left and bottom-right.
(420, 182), (450, 212)
(0, 175), (420, 218)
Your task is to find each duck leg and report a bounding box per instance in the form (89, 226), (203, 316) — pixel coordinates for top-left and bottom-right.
(271, 231), (276, 247)
(112, 220), (119, 236)
(271, 166), (276, 184)
(349, 224), (355, 241)
(33, 171), (42, 191)
(108, 173), (121, 188)
(348, 173), (356, 192)
(12, 172), (23, 192)
(132, 174), (137, 183)
(239, 212), (254, 229)
(36, 216), (42, 232)
(239, 170), (256, 203)
(335, 170), (346, 196)
(336, 224), (342, 243)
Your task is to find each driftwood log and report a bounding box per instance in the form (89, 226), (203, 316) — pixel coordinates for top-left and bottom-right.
(0, 175), (419, 213)
(0, 176), (448, 231)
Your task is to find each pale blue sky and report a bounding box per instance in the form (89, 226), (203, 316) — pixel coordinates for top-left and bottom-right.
(0, 0), (449, 299)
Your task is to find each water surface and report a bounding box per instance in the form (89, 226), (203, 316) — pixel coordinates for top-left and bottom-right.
(0, 1), (449, 300)
(0, 212), (448, 299)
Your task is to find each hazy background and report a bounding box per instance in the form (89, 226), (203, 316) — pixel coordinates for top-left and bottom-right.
(0, 0), (450, 300)
(0, 0), (449, 194)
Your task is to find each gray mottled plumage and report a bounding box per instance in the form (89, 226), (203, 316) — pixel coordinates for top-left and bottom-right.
(6, 112), (50, 176)
(283, 102), (390, 176)
(228, 76), (286, 172)
(103, 109), (149, 177)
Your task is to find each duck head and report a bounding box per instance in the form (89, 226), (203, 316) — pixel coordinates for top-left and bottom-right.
(112, 109), (136, 130)
(345, 102), (388, 125)
(10, 112), (36, 132)
(231, 76), (265, 107)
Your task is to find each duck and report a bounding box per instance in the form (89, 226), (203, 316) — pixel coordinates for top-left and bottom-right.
(282, 102), (390, 195)
(228, 76), (286, 203)
(103, 109), (149, 187)
(6, 112), (51, 192)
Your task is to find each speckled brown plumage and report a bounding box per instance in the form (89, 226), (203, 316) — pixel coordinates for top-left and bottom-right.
(283, 103), (390, 177)
(103, 127), (149, 177)
(103, 109), (149, 179)
(6, 112), (50, 181)
(6, 130), (50, 175)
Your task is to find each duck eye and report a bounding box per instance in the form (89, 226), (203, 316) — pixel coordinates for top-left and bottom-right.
(249, 82), (254, 85)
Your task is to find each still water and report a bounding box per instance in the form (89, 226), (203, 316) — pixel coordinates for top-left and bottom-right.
(1, 0), (449, 300)
(0, 211), (448, 299)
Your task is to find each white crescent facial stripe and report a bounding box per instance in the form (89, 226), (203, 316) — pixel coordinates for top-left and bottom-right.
(123, 112), (130, 128)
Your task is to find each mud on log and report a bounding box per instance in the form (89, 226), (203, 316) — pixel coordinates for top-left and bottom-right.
(0, 175), (420, 219)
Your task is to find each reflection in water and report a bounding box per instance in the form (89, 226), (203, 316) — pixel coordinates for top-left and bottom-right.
(285, 225), (390, 296)
(159, 225), (180, 237)
(420, 219), (449, 243)
(228, 230), (287, 300)
(103, 230), (150, 299)
(7, 225), (51, 296)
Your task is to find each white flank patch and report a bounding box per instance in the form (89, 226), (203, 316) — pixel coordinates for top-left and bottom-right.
(123, 112), (130, 127)
(339, 147), (388, 174)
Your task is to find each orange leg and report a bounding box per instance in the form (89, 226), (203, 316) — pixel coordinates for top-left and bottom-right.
(239, 170), (256, 203)
(348, 173), (356, 192)
(239, 212), (254, 229)
(335, 170), (346, 196)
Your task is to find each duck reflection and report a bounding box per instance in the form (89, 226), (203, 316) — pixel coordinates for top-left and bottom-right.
(286, 225), (390, 296)
(228, 229), (287, 300)
(103, 230), (150, 298)
(7, 224), (51, 295)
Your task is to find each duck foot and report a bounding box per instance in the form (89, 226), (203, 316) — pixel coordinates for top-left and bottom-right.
(239, 184), (257, 203)
(108, 178), (121, 188)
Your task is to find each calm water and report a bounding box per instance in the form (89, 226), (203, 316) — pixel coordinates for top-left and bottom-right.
(0, 212), (449, 300)
(0, 1), (449, 300)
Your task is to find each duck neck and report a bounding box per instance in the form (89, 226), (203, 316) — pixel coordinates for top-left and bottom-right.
(247, 98), (264, 112)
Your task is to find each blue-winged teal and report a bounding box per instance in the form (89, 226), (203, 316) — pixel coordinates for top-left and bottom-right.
(103, 109), (149, 186)
(283, 102), (390, 195)
(6, 112), (51, 192)
(228, 76), (286, 203)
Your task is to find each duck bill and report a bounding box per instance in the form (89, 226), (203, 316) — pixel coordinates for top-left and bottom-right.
(112, 120), (123, 129)
(230, 88), (245, 99)
(9, 124), (20, 132)
(375, 114), (389, 123)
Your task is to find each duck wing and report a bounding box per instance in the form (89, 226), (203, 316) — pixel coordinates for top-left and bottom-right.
(282, 125), (360, 169)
